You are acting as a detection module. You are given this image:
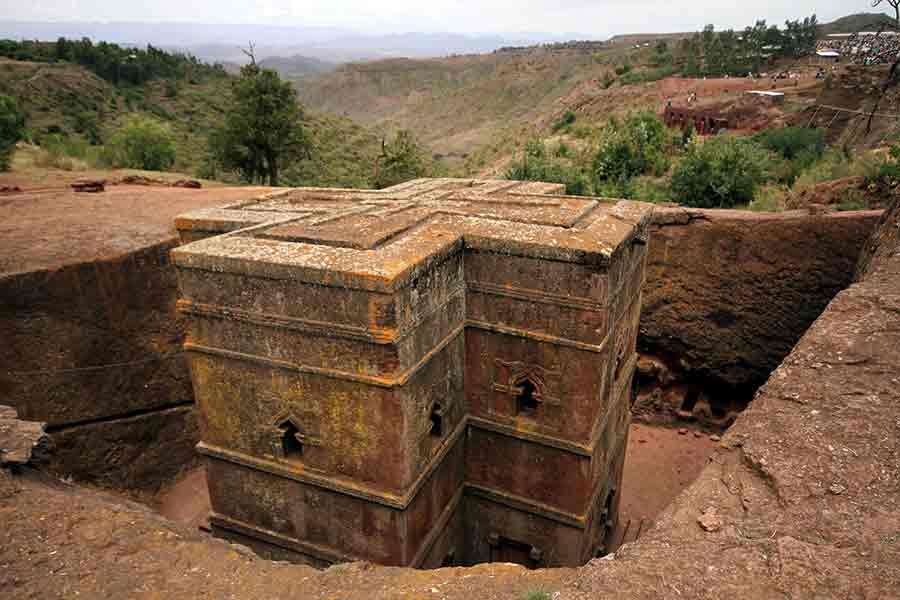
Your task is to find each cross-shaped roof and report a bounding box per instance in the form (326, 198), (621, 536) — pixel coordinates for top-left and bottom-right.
(172, 178), (651, 292)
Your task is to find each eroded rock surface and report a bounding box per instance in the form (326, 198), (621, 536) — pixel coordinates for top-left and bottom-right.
(2, 198), (898, 598)
(0, 185), (272, 490)
(641, 206), (880, 397)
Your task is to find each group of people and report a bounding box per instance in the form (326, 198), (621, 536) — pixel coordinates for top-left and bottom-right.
(817, 33), (900, 65)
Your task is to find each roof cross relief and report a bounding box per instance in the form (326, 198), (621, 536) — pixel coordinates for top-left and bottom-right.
(174, 178), (651, 291)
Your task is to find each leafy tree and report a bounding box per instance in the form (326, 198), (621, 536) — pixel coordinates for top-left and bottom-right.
(753, 127), (825, 161)
(104, 115), (176, 171)
(593, 112), (670, 189)
(670, 136), (772, 208)
(0, 94), (26, 171)
(873, 0), (900, 27)
(209, 56), (311, 185)
(651, 40), (671, 67)
(373, 130), (426, 189)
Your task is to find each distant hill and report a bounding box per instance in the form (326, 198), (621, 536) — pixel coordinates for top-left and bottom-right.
(0, 21), (580, 62)
(258, 55), (336, 85)
(818, 12), (895, 35)
(296, 43), (645, 166)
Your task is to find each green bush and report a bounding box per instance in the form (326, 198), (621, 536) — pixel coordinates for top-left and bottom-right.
(748, 184), (789, 212)
(372, 130), (426, 189)
(506, 138), (591, 196)
(754, 127), (825, 183)
(792, 148), (863, 191)
(836, 188), (867, 211)
(618, 65), (678, 86)
(104, 115), (177, 171)
(73, 110), (102, 145)
(670, 136), (772, 208)
(522, 591), (551, 600)
(593, 112), (670, 188)
(0, 94), (26, 171)
(866, 144), (900, 191)
(36, 134), (101, 171)
(754, 127), (824, 161)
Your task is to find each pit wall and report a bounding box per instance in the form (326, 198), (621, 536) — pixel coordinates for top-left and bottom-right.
(0, 241), (199, 492)
(635, 206), (881, 429)
(0, 206), (880, 492)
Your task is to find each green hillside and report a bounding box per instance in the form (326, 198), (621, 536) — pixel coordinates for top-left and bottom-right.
(296, 47), (637, 165)
(0, 49), (383, 187)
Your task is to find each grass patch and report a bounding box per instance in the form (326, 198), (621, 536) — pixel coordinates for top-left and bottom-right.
(748, 184), (789, 212)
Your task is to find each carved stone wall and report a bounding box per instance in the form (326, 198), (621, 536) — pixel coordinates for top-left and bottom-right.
(173, 178), (653, 568)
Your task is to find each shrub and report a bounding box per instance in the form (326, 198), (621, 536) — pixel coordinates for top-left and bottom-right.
(593, 112), (670, 188)
(836, 188), (867, 211)
(506, 138), (591, 196)
(36, 134), (97, 171)
(748, 184), (789, 212)
(0, 94), (26, 171)
(104, 115), (177, 171)
(865, 143), (900, 191)
(522, 591), (551, 600)
(792, 148), (863, 191)
(618, 65), (678, 86)
(670, 136), (772, 208)
(551, 110), (577, 133)
(754, 126), (825, 184)
(73, 110), (102, 145)
(372, 130), (426, 189)
(754, 127), (825, 161)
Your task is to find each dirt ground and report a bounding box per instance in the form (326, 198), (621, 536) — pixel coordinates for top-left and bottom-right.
(0, 181), (272, 275)
(154, 422), (718, 548)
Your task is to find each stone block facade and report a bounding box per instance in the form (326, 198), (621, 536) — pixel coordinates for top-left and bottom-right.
(172, 178), (652, 568)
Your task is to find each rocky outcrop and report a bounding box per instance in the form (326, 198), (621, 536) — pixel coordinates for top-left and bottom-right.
(639, 207), (880, 405)
(856, 192), (900, 281)
(0, 406), (47, 467)
(0, 185), (271, 491)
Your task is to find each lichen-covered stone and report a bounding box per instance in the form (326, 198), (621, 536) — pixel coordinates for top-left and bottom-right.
(174, 178), (653, 567)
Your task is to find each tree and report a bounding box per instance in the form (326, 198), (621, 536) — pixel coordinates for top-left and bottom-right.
(372, 130), (426, 189)
(0, 94), (26, 171)
(104, 115), (176, 171)
(593, 112), (670, 188)
(873, 0), (900, 28)
(670, 136), (772, 208)
(209, 50), (310, 185)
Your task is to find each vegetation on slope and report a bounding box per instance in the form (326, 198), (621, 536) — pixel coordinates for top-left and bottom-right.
(505, 109), (890, 211)
(0, 41), (395, 187)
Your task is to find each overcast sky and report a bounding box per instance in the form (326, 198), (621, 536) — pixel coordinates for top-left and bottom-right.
(5, 1), (883, 36)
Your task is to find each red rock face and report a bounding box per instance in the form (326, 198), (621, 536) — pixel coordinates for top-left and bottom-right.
(173, 178), (653, 568)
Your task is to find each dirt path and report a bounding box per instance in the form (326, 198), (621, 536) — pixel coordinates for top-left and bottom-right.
(619, 423), (716, 526)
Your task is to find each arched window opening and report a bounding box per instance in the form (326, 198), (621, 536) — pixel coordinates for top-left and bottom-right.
(516, 378), (539, 415)
(429, 402), (444, 437)
(279, 420), (304, 461)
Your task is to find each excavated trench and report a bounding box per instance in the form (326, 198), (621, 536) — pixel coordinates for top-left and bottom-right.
(1, 190), (882, 570)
